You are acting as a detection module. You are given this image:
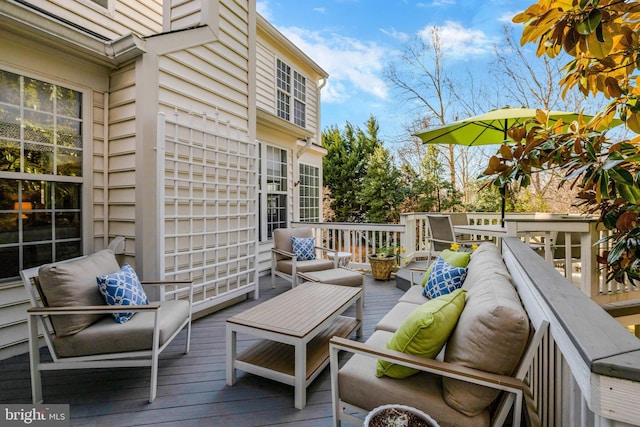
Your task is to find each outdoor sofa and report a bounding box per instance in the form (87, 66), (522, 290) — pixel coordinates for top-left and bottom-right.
(330, 242), (546, 427)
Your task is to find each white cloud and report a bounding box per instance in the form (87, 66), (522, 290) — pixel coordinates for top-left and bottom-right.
(498, 10), (520, 24)
(380, 27), (410, 42)
(278, 26), (394, 103)
(256, 0), (272, 20)
(418, 21), (497, 58)
(313, 7), (326, 14)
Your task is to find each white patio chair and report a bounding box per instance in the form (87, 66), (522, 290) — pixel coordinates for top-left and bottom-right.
(20, 249), (193, 403)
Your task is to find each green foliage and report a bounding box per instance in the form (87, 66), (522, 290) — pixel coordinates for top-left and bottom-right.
(360, 145), (406, 223)
(322, 116), (382, 222)
(485, 1), (640, 283)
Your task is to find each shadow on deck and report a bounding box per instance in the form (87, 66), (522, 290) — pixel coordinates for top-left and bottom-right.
(0, 273), (404, 427)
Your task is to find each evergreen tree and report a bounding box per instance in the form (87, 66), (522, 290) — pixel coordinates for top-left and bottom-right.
(360, 145), (405, 223)
(322, 116), (381, 222)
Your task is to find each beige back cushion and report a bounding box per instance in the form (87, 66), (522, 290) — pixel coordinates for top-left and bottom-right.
(443, 248), (530, 416)
(273, 228), (313, 254)
(462, 243), (511, 291)
(38, 249), (121, 336)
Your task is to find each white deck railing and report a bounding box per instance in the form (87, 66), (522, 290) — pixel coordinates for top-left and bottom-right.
(503, 237), (640, 427)
(294, 212), (640, 323)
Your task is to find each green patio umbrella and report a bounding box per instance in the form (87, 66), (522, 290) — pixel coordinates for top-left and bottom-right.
(413, 107), (620, 225)
(414, 107), (583, 146)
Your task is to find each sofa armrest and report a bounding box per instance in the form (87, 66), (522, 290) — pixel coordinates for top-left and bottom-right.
(329, 336), (524, 393)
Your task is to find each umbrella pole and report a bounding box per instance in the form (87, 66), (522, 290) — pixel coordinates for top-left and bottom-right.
(499, 186), (506, 227)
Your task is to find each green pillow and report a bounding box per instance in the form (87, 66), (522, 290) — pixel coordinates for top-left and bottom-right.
(421, 250), (471, 287)
(376, 289), (466, 378)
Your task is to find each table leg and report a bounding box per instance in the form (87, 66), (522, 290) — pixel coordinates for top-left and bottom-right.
(356, 291), (363, 338)
(226, 326), (237, 386)
(294, 340), (307, 409)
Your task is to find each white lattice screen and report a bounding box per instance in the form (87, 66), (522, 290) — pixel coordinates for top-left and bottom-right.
(157, 112), (258, 313)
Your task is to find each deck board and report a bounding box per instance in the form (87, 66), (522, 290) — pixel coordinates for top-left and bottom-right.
(0, 274), (403, 426)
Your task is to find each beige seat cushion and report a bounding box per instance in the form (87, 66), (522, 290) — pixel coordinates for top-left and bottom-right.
(338, 330), (490, 427)
(38, 250), (120, 336)
(397, 285), (428, 305)
(298, 268), (363, 287)
(53, 300), (190, 357)
(443, 272), (530, 416)
(275, 259), (335, 275)
(374, 302), (421, 333)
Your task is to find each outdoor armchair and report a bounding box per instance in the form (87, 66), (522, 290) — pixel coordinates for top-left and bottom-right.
(271, 227), (337, 287)
(20, 249), (193, 403)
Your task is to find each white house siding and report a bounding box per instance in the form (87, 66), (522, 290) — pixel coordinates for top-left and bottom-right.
(0, 27), (112, 360)
(23, 0), (163, 39)
(134, 0), (256, 314)
(255, 40), (275, 114)
(105, 64), (138, 263)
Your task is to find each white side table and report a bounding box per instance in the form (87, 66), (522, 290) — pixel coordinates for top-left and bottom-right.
(327, 251), (352, 268)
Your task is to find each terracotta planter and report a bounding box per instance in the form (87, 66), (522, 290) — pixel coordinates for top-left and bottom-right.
(368, 255), (395, 280)
(364, 404), (439, 427)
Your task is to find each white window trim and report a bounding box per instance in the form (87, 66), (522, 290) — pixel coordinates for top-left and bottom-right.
(259, 143), (289, 241)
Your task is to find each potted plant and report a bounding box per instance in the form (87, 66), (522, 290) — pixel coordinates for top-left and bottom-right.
(368, 246), (403, 280)
(364, 404), (439, 427)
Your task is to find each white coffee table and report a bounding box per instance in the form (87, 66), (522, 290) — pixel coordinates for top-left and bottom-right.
(226, 282), (363, 409)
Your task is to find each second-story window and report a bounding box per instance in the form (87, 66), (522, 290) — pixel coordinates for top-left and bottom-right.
(277, 59), (306, 128)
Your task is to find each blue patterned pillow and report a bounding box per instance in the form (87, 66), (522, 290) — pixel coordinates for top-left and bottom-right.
(96, 264), (149, 323)
(291, 236), (316, 261)
(423, 256), (468, 299)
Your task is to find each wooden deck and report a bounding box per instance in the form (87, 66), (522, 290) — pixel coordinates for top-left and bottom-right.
(0, 273), (404, 426)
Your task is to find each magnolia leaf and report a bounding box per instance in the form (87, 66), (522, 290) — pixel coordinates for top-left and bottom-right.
(576, 9), (602, 35)
(498, 144), (514, 160)
(602, 159), (625, 170)
(617, 184), (640, 204)
(588, 28), (613, 60)
(535, 109), (548, 123)
(609, 237), (627, 264)
(626, 112), (640, 134)
(608, 166), (634, 184)
(616, 211), (639, 232)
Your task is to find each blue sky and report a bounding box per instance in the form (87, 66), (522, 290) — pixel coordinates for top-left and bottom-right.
(257, 0), (537, 142)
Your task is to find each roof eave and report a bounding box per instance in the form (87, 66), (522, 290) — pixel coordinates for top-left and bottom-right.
(1, 0), (146, 68)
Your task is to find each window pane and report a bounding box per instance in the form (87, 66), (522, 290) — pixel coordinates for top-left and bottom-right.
(0, 138), (20, 172)
(56, 240), (81, 261)
(57, 147), (82, 176)
(23, 110), (53, 143)
(0, 105), (21, 140)
(24, 243), (53, 269)
(23, 77), (54, 113)
(0, 247), (19, 279)
(0, 70), (20, 105)
(55, 182), (81, 209)
(57, 117), (82, 148)
(267, 194), (286, 239)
